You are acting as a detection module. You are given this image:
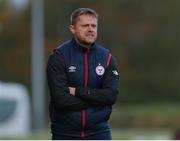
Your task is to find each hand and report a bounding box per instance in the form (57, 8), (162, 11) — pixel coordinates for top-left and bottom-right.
(69, 87), (76, 96)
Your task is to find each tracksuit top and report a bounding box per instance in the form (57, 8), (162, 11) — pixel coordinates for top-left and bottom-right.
(47, 38), (120, 138)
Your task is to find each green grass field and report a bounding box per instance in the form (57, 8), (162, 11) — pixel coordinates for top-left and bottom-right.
(0, 128), (173, 140)
(0, 103), (179, 139)
(110, 102), (180, 128)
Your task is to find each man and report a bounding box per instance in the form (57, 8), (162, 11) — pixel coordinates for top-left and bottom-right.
(47, 8), (120, 140)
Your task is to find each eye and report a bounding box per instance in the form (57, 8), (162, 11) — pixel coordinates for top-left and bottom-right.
(92, 24), (97, 28)
(82, 24), (88, 27)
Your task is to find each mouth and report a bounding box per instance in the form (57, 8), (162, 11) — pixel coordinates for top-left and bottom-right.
(86, 34), (95, 38)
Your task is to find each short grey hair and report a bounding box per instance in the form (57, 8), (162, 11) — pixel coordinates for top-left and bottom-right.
(70, 8), (98, 25)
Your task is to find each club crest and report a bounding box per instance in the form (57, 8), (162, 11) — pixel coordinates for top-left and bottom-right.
(96, 64), (105, 76)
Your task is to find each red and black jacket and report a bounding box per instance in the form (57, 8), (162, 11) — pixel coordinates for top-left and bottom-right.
(46, 38), (120, 137)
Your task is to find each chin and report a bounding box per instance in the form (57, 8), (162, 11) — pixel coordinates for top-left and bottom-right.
(78, 38), (96, 46)
(86, 39), (96, 44)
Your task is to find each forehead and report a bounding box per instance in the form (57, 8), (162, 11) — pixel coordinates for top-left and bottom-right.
(76, 15), (97, 24)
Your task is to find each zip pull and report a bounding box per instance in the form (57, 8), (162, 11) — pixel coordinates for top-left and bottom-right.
(84, 48), (89, 54)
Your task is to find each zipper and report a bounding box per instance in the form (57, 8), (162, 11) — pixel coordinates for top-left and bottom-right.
(81, 48), (89, 137)
(84, 49), (89, 87)
(81, 110), (86, 137)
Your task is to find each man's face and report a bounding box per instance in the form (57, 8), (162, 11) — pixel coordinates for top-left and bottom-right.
(70, 15), (97, 46)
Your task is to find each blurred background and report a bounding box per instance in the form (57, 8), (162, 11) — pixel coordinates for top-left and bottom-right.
(0, 0), (180, 139)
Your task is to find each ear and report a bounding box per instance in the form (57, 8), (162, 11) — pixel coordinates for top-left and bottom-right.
(69, 25), (75, 34)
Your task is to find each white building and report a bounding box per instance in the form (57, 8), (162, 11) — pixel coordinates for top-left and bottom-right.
(0, 81), (30, 137)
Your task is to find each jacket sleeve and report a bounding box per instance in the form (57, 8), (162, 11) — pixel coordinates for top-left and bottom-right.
(75, 55), (120, 106)
(46, 51), (89, 111)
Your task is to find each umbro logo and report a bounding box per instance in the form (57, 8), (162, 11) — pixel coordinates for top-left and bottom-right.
(68, 66), (76, 72)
